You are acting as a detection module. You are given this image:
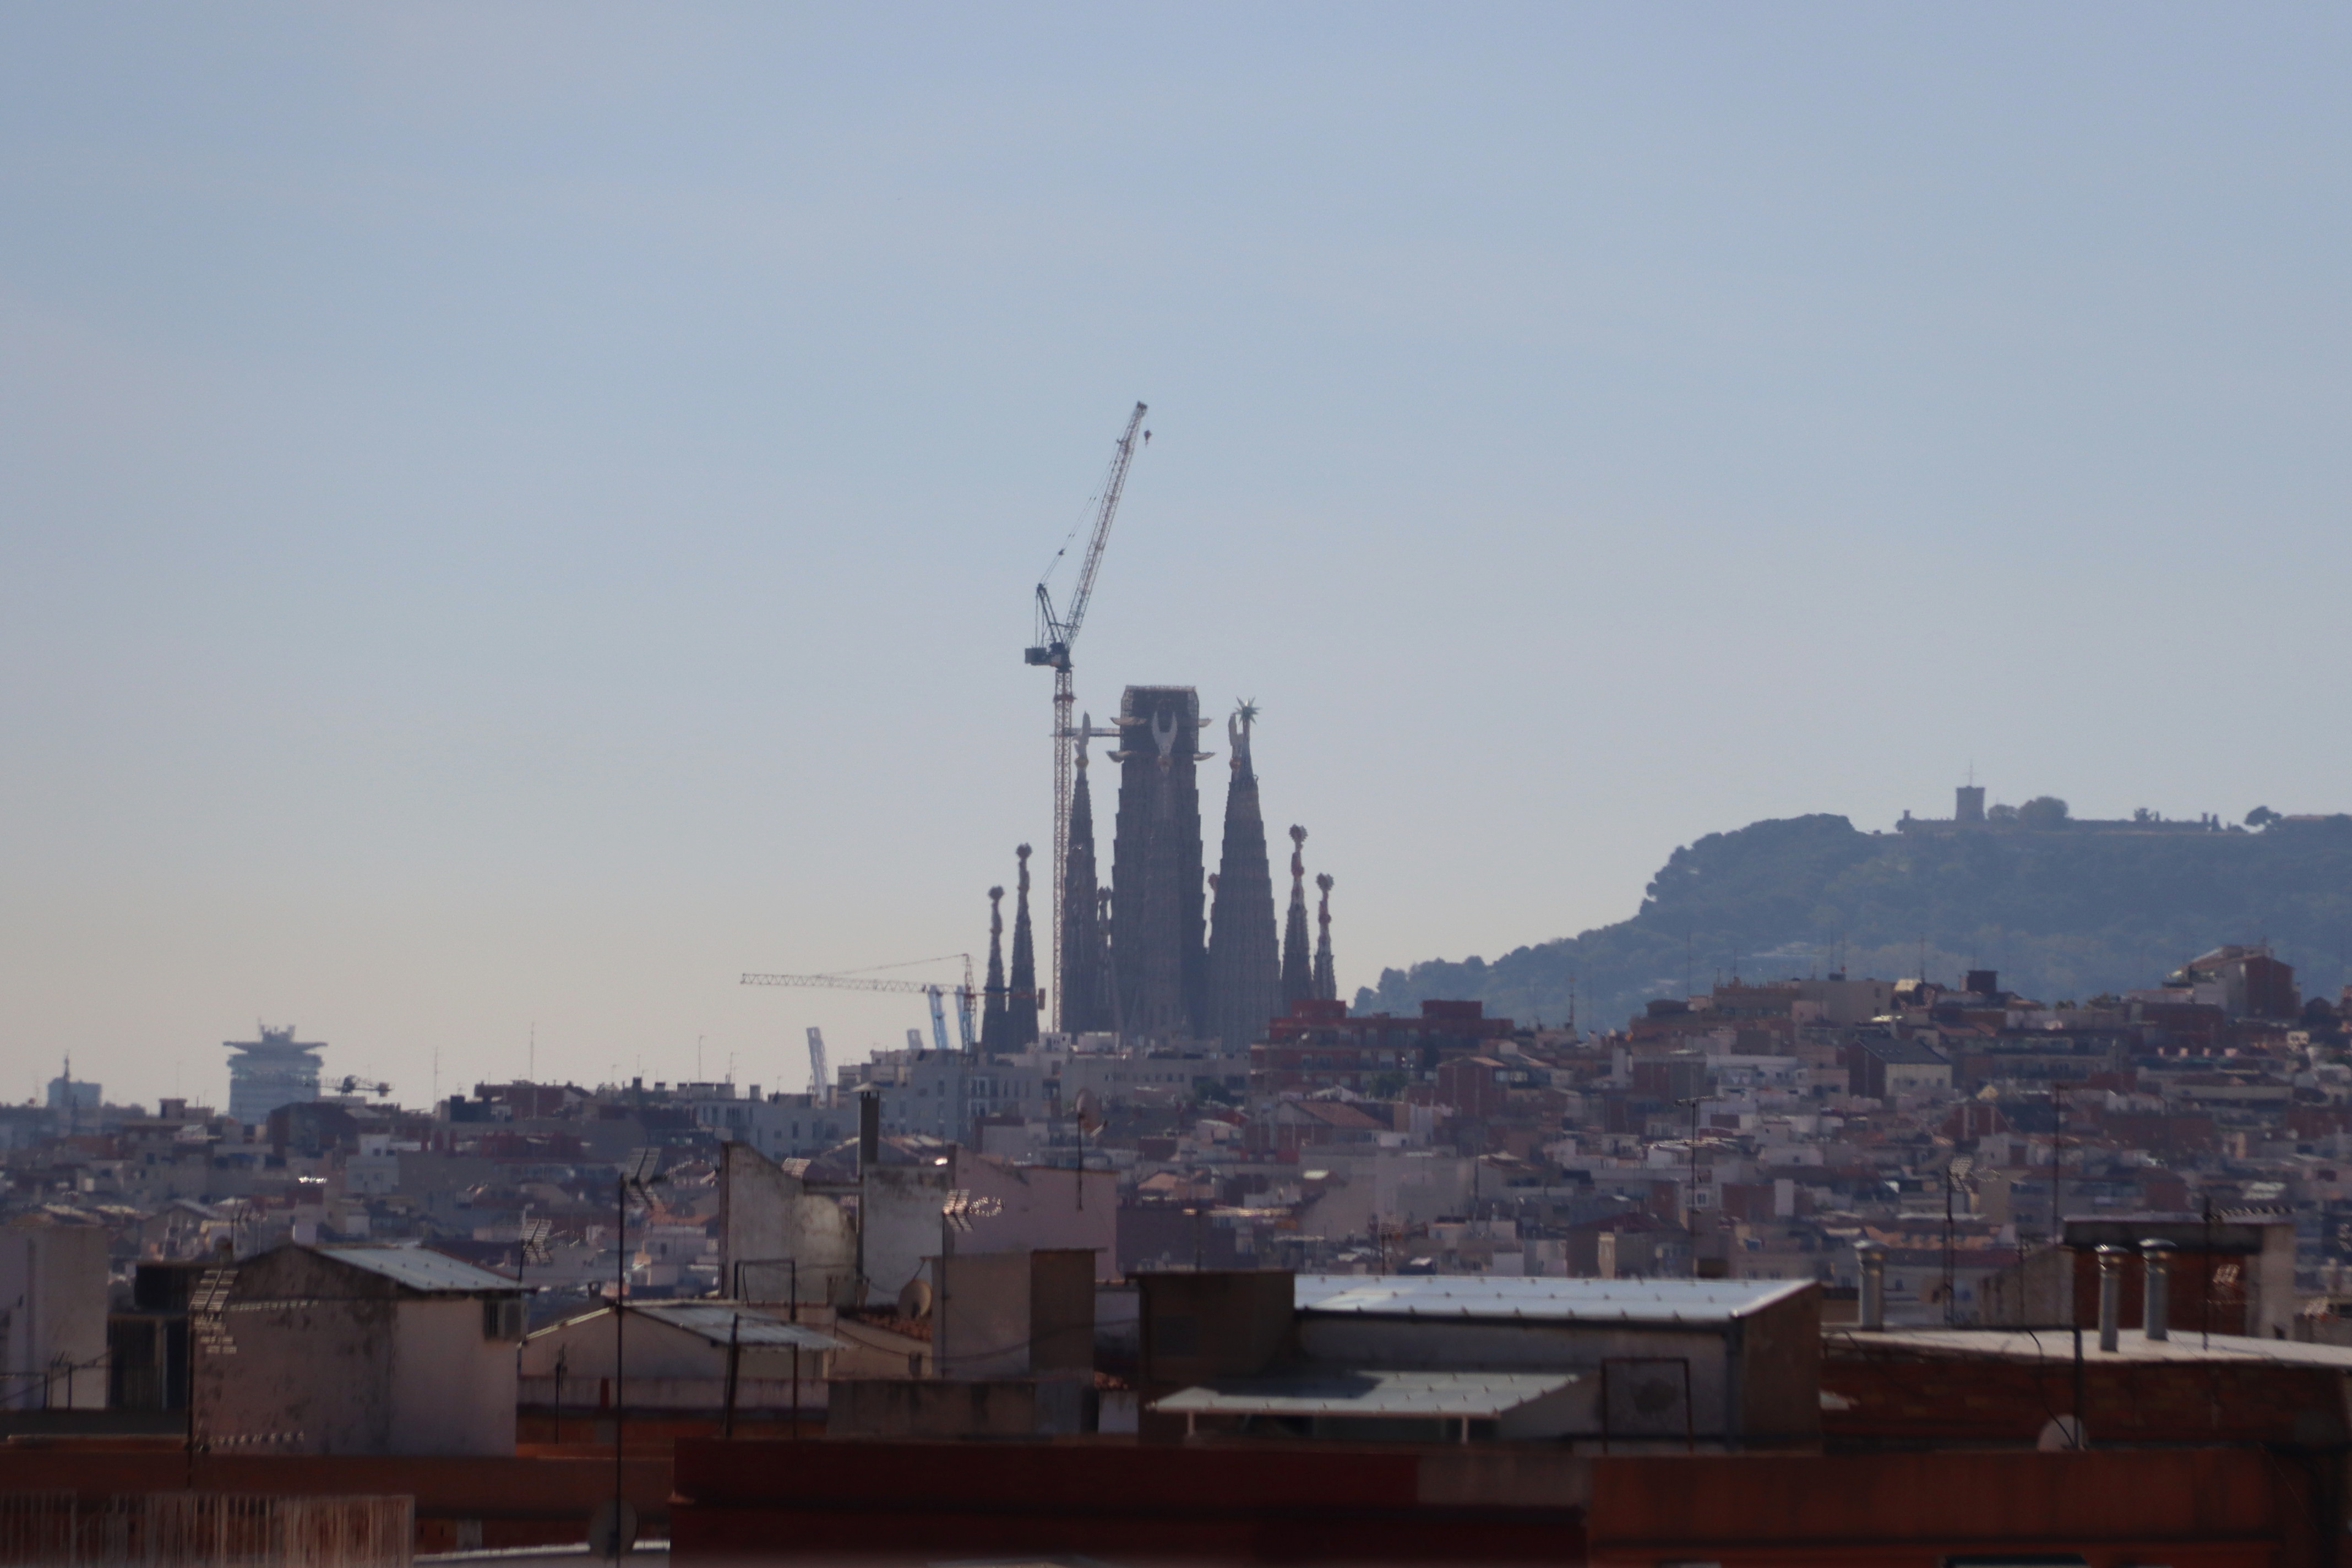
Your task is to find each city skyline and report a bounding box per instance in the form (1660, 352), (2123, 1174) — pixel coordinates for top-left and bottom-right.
(6, 6), (2350, 1107)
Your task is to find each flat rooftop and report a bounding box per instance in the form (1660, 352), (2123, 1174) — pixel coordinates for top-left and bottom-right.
(1836, 1326), (2352, 1368)
(1153, 1368), (1577, 1420)
(1295, 1274), (1815, 1326)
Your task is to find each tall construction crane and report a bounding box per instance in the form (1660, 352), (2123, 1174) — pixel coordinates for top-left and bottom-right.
(1026, 401), (1148, 1030)
(742, 955), (982, 1053)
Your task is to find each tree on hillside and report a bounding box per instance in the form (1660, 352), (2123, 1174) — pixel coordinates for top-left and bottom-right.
(2018, 796), (2071, 830)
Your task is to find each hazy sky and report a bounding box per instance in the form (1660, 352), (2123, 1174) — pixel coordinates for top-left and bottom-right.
(4, 6), (2348, 1108)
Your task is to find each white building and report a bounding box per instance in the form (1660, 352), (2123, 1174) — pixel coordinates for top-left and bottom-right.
(224, 1026), (324, 1124)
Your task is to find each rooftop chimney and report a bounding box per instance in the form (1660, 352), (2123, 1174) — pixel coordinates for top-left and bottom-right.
(2096, 1245), (2126, 1352)
(1856, 1241), (1885, 1330)
(857, 1090), (880, 1175)
(2142, 1240), (2174, 1342)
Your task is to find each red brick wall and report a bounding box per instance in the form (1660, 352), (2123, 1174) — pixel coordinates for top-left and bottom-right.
(1822, 1341), (2339, 1445)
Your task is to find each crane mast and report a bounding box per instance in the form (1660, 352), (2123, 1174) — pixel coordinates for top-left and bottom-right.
(804, 1027), (830, 1104)
(1026, 401), (1147, 1031)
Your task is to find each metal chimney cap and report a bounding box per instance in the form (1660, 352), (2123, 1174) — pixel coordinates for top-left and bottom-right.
(2140, 1238), (2179, 1253)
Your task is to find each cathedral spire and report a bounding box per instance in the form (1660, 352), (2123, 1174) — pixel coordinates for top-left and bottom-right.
(1281, 824), (1314, 1005)
(981, 885), (1010, 1055)
(1313, 872), (1337, 1003)
(1095, 885), (1119, 1031)
(1205, 702), (1282, 1049)
(1009, 845), (1039, 1048)
(1059, 717), (1109, 1035)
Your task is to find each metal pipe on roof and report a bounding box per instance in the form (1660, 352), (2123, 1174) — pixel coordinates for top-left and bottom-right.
(2142, 1240), (2174, 1342)
(1856, 1242), (1885, 1331)
(2096, 1245), (2127, 1353)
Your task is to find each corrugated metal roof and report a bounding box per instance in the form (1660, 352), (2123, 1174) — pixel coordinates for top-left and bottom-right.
(317, 1245), (527, 1294)
(1152, 1369), (1575, 1419)
(1294, 1273), (1812, 1325)
(630, 1302), (844, 1351)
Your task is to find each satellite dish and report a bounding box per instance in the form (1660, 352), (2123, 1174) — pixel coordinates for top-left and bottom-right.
(1074, 1089), (1103, 1135)
(2037, 1415), (2086, 1451)
(897, 1278), (934, 1319)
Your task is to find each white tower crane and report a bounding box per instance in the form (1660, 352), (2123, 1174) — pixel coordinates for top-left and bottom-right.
(803, 1027), (830, 1105)
(1026, 401), (1147, 1031)
(741, 954), (988, 1054)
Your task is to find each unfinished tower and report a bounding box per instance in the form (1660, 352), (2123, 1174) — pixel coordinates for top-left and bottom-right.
(1109, 685), (1210, 1039)
(1205, 704), (1283, 1050)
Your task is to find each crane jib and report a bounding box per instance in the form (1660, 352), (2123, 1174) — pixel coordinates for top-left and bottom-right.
(1030, 401), (1147, 1034)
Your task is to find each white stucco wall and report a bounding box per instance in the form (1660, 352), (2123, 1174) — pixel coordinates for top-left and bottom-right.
(0, 1222), (109, 1411)
(391, 1296), (516, 1455)
(193, 1247), (516, 1456)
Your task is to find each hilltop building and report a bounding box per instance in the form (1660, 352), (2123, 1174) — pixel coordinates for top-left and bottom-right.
(225, 1025), (324, 1124)
(1902, 781), (2234, 835)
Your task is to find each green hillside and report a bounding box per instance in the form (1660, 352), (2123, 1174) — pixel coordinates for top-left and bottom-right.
(1355, 813), (2352, 1030)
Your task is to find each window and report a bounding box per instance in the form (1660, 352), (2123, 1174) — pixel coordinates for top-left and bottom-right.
(482, 1298), (525, 1341)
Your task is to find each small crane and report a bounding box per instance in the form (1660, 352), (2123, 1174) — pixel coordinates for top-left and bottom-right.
(1027, 402), (1148, 1031)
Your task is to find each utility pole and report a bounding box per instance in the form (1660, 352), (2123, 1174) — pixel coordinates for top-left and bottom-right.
(1675, 1095), (1710, 1259)
(602, 1150), (661, 1561)
(1943, 1157), (1974, 1326)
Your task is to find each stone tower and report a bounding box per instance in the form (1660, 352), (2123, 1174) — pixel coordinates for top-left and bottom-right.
(1313, 872), (1337, 1003)
(1058, 721), (1111, 1035)
(1009, 845), (1040, 1048)
(1109, 685), (1210, 1039)
(981, 884), (1009, 1055)
(1281, 825), (1314, 1006)
(1205, 704), (1283, 1050)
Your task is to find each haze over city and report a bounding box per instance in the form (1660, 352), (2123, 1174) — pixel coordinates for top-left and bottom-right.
(6, 5), (2348, 1108)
